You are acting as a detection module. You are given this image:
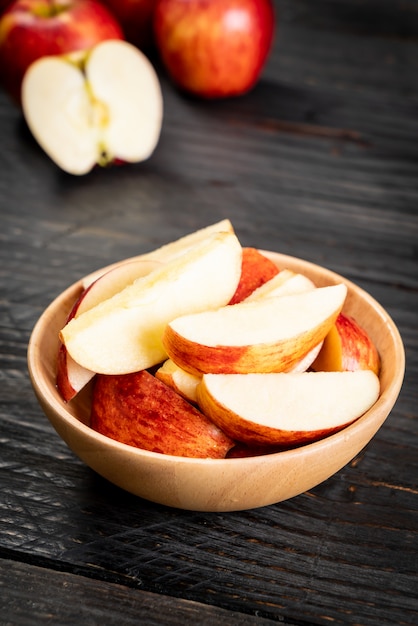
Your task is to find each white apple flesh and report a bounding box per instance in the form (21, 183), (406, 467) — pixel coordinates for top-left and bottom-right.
(155, 359), (201, 403)
(163, 284), (347, 375)
(286, 341), (323, 373)
(197, 370), (380, 446)
(60, 231), (242, 374)
(80, 220), (233, 289)
(139, 219), (234, 264)
(21, 39), (163, 175)
(242, 267), (320, 372)
(57, 258), (161, 401)
(57, 221), (233, 401)
(246, 270), (316, 300)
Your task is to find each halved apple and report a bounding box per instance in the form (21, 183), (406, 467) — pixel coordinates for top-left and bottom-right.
(155, 358), (201, 403)
(60, 231), (242, 374)
(91, 370), (235, 458)
(312, 312), (381, 375)
(197, 370), (380, 446)
(57, 258), (161, 401)
(163, 284), (347, 375)
(21, 40), (163, 175)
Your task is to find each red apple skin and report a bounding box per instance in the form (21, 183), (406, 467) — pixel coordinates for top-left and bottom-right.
(91, 370), (235, 458)
(228, 247), (279, 304)
(154, 0), (275, 98)
(56, 258), (162, 401)
(56, 284), (94, 402)
(312, 313), (381, 376)
(198, 385), (355, 448)
(100, 0), (157, 49)
(0, 0), (124, 104)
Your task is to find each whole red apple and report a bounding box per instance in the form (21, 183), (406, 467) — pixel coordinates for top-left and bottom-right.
(154, 0), (275, 98)
(0, 0), (124, 104)
(100, 0), (157, 49)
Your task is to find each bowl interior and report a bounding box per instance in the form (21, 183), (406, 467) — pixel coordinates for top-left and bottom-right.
(27, 252), (405, 511)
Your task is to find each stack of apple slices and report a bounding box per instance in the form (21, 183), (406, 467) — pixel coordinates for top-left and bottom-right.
(57, 220), (381, 458)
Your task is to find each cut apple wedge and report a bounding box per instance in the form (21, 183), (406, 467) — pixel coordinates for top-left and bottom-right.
(246, 269), (316, 301)
(197, 370), (380, 446)
(21, 40), (163, 175)
(228, 247), (279, 304)
(60, 231), (242, 374)
(141, 219), (234, 264)
(77, 259), (163, 308)
(91, 370), (235, 458)
(286, 341), (323, 373)
(155, 359), (201, 403)
(56, 347), (96, 404)
(57, 258), (161, 401)
(163, 284), (347, 375)
(80, 220), (233, 289)
(312, 312), (381, 376)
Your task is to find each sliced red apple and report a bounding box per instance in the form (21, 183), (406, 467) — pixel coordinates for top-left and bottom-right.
(246, 269), (316, 301)
(286, 341), (323, 373)
(21, 40), (163, 175)
(197, 370), (380, 446)
(56, 346), (96, 403)
(311, 312), (381, 376)
(141, 218), (234, 264)
(60, 231), (242, 374)
(228, 247), (279, 304)
(91, 370), (235, 458)
(243, 267), (320, 373)
(80, 219), (233, 289)
(155, 358), (201, 403)
(57, 258), (161, 401)
(163, 284), (347, 375)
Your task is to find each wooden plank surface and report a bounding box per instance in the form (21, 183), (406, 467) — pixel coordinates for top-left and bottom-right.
(0, 558), (280, 626)
(0, 1), (417, 624)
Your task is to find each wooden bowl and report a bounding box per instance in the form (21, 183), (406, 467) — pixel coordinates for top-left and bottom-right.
(27, 252), (405, 512)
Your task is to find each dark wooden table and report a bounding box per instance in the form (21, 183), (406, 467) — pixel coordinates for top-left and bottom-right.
(1, 1), (417, 624)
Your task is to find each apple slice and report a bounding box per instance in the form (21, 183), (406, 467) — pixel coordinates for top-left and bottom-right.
(246, 270), (316, 301)
(57, 258), (161, 401)
(91, 370), (235, 458)
(311, 313), (381, 376)
(141, 219), (234, 264)
(197, 370), (380, 446)
(56, 347), (96, 404)
(60, 231), (242, 374)
(58, 222), (233, 400)
(80, 219), (233, 289)
(286, 341), (323, 373)
(76, 259), (163, 310)
(243, 267), (320, 373)
(228, 247), (279, 304)
(163, 284), (347, 375)
(21, 40), (163, 175)
(155, 359), (201, 403)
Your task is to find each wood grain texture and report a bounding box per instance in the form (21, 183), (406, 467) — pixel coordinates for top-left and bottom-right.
(0, 558), (279, 625)
(0, 0), (417, 624)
